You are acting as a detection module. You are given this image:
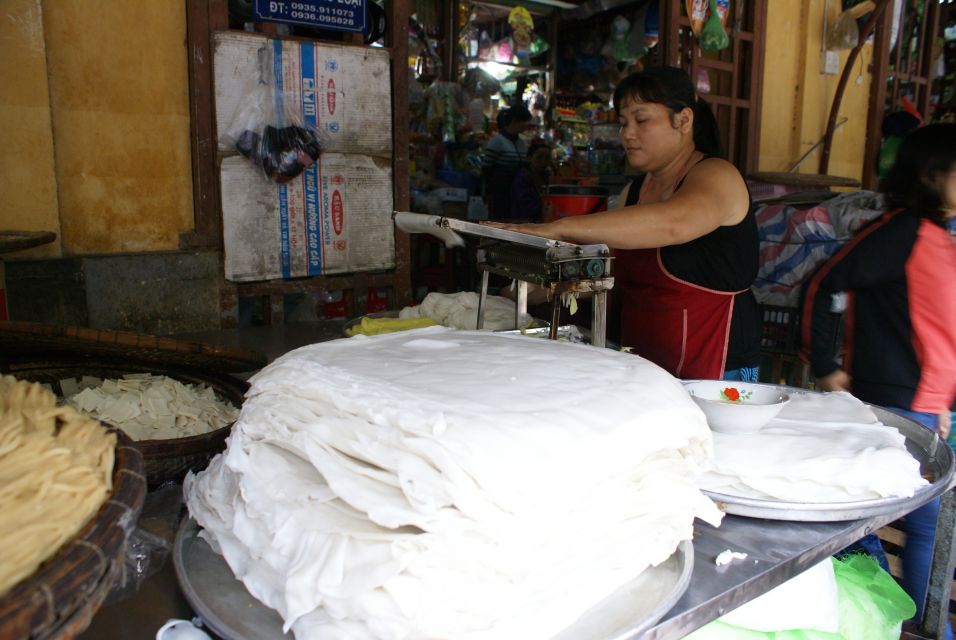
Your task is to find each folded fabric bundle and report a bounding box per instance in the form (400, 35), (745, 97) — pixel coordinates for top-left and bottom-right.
(186, 328), (722, 639)
(698, 392), (928, 502)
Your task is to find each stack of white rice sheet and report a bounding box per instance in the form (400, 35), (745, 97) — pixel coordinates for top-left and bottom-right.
(186, 327), (722, 639)
(697, 392), (929, 502)
(398, 291), (531, 330)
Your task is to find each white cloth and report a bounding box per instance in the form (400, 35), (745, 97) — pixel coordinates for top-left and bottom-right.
(398, 292), (530, 331)
(186, 328), (722, 639)
(698, 391), (928, 501)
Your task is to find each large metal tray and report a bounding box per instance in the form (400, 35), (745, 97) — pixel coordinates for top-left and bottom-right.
(702, 386), (955, 521)
(174, 517), (692, 640)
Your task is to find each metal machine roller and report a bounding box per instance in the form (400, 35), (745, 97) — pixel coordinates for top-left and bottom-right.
(393, 212), (614, 346)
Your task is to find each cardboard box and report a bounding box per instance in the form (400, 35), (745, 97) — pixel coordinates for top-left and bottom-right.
(214, 31), (396, 282)
(214, 31), (392, 157)
(222, 154), (394, 282)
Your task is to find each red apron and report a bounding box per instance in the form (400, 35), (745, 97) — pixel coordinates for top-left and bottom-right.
(616, 247), (743, 379)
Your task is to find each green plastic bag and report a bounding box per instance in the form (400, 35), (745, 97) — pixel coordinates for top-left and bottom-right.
(684, 555), (915, 640)
(877, 136), (902, 179)
(833, 554), (916, 640)
(699, 0), (729, 51)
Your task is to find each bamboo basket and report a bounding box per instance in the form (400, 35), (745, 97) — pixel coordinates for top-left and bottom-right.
(5, 362), (247, 489)
(0, 429), (146, 639)
(0, 320), (264, 489)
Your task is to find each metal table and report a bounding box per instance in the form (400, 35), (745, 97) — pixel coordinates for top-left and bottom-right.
(648, 486), (956, 639)
(79, 495), (955, 640)
(648, 399), (956, 640)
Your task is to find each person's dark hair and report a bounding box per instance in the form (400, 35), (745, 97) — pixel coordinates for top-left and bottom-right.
(497, 104), (533, 130)
(612, 66), (722, 157)
(881, 122), (956, 223)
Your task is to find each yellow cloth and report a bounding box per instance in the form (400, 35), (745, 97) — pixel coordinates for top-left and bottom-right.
(345, 315), (437, 337)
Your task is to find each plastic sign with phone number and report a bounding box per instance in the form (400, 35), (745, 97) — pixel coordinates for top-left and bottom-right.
(254, 0), (366, 33)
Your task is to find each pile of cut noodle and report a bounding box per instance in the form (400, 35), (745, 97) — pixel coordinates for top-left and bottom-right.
(187, 328), (722, 639)
(0, 375), (115, 596)
(65, 374), (238, 441)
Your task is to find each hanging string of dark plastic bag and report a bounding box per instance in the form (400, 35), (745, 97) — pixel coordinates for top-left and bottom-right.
(221, 45), (324, 183)
(237, 124), (323, 184)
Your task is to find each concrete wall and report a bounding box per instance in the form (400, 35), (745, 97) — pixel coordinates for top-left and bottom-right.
(1, 0), (195, 258)
(1, 0), (61, 258)
(759, 0), (875, 182)
(5, 252), (222, 334)
(0, 1), (210, 334)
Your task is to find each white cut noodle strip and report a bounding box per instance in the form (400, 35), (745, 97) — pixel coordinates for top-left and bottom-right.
(64, 374), (238, 441)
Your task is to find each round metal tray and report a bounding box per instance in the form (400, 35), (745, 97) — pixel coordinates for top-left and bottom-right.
(173, 518), (290, 639)
(702, 386), (955, 521)
(174, 517), (692, 640)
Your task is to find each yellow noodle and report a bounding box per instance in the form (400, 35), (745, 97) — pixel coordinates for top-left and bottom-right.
(0, 375), (116, 596)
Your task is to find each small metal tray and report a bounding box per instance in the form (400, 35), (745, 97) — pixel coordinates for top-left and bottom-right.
(174, 517), (692, 640)
(703, 387), (955, 522)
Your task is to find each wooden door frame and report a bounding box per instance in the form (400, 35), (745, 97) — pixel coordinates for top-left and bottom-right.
(182, 0), (412, 326)
(862, 0), (944, 190)
(661, 0), (768, 175)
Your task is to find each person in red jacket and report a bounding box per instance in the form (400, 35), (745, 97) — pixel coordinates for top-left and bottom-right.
(802, 122), (956, 637)
(487, 66), (760, 381)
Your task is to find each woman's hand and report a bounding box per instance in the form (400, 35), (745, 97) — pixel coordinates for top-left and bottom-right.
(938, 410), (951, 441)
(816, 369), (852, 392)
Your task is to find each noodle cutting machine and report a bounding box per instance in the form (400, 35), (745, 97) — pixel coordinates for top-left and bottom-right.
(393, 212), (614, 347)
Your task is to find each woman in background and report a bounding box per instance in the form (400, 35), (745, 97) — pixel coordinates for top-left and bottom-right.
(802, 123), (956, 638)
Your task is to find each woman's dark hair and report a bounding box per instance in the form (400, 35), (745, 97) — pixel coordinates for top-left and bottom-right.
(881, 122), (956, 222)
(612, 66), (722, 157)
(527, 140), (550, 160)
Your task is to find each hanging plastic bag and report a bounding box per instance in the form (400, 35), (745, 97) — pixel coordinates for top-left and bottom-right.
(686, 0), (729, 36)
(221, 45), (324, 183)
(827, 11), (860, 49)
(827, 2), (877, 50)
(508, 6), (534, 62)
(699, 0), (730, 51)
(601, 15), (639, 62)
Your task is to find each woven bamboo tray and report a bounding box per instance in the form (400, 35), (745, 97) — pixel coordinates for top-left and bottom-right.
(0, 428), (146, 640)
(4, 362), (248, 489)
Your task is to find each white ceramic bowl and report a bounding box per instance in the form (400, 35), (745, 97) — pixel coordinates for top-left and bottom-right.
(683, 380), (790, 434)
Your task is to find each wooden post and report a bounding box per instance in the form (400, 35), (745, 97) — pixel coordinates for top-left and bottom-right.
(182, 0), (229, 249)
(389, 0), (413, 308)
(819, 0), (892, 176)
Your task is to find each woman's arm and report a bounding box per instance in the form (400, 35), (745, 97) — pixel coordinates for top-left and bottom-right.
(906, 223), (956, 414)
(487, 158), (748, 250)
